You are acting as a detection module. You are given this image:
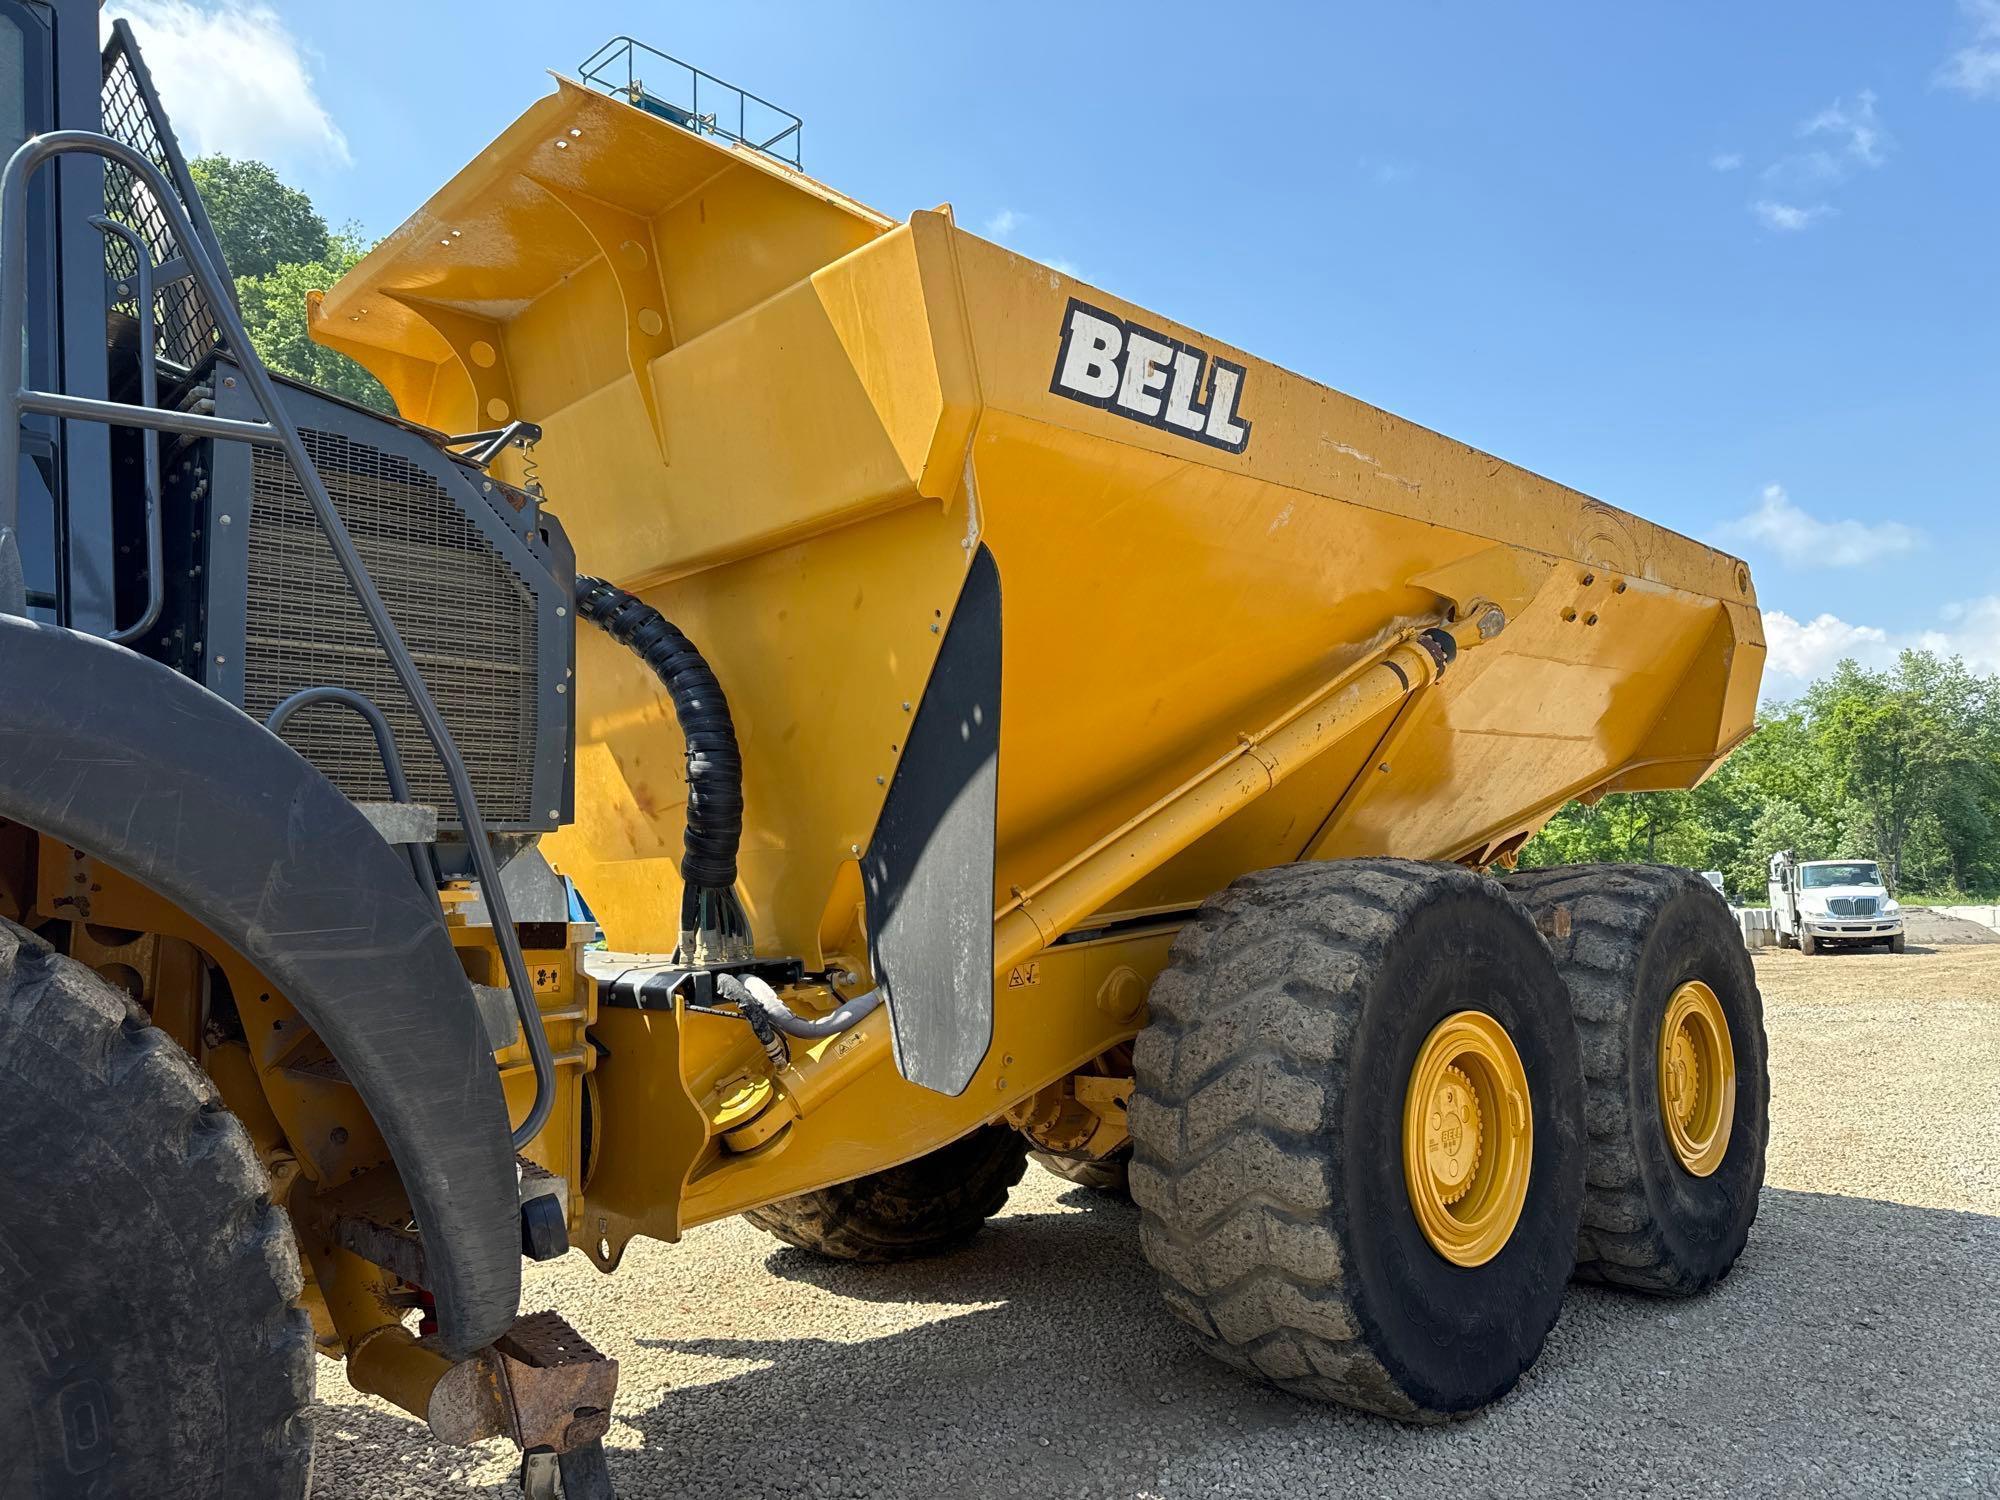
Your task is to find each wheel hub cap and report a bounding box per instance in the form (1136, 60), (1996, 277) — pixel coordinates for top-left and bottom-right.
(1659, 979), (1736, 1177)
(1403, 1011), (1533, 1267)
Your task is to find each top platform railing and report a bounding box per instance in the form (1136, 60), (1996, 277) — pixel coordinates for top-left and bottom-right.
(578, 38), (803, 168)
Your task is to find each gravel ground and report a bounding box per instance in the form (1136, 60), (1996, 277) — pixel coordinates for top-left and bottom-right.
(314, 947), (2000, 1498)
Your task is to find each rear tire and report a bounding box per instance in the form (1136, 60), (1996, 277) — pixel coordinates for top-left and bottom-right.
(1502, 864), (1769, 1296)
(1032, 1147), (1131, 1196)
(744, 1124), (1028, 1261)
(1130, 860), (1585, 1421)
(0, 919), (313, 1499)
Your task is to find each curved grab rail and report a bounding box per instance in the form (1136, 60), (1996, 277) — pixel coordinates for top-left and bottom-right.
(0, 130), (557, 1150)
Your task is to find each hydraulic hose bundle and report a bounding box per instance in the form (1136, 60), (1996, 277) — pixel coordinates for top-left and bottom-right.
(575, 574), (883, 1047)
(574, 576), (751, 962)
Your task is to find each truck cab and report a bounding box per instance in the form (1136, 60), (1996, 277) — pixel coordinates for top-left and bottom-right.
(1767, 852), (1906, 955)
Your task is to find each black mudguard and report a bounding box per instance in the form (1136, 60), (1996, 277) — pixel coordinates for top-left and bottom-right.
(0, 617), (517, 1357)
(862, 545), (1001, 1096)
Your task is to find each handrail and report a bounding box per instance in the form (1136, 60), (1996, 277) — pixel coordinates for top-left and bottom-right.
(0, 131), (557, 1151)
(266, 685), (444, 897)
(577, 36), (803, 167)
(88, 214), (164, 644)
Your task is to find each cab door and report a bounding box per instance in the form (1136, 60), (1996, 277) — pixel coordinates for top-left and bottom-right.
(1, 0), (115, 631)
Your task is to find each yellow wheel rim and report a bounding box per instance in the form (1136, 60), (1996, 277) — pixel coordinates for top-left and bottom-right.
(1402, 1011), (1534, 1267)
(1659, 979), (1736, 1177)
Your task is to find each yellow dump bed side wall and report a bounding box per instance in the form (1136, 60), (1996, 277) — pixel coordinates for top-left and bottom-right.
(941, 229), (1762, 916)
(316, 83), (1764, 965)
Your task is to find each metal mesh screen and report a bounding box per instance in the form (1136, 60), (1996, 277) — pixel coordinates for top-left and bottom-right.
(243, 431), (540, 823)
(99, 40), (220, 368)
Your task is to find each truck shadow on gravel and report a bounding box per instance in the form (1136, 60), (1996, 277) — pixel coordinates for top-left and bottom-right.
(310, 1186), (2000, 1498)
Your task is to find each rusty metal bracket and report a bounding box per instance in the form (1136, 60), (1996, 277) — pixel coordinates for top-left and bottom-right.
(422, 1317), (617, 1453)
(490, 1311), (618, 1454)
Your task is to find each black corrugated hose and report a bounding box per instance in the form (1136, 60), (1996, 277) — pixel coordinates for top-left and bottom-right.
(574, 575), (751, 961)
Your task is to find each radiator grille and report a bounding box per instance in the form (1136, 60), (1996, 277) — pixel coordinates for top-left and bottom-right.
(243, 431), (539, 823)
(1829, 897), (1877, 917)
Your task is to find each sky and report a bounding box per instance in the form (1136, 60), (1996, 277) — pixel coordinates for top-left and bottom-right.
(105, 1), (2000, 698)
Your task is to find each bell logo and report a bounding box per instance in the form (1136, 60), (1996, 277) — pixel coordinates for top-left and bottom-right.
(1049, 298), (1252, 454)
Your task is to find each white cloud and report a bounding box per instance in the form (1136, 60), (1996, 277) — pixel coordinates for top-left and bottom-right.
(1763, 597), (2000, 691)
(983, 208), (1021, 237)
(1798, 89), (1888, 167)
(1764, 610), (1891, 682)
(1751, 199), (1832, 232)
(1719, 483), (1921, 568)
(1710, 151), (1744, 172)
(1735, 89), (1886, 232)
(105, 2), (349, 169)
(1919, 595), (2000, 668)
(1939, 0), (2000, 97)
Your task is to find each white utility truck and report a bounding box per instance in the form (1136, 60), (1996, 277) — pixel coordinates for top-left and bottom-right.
(1768, 851), (1906, 954)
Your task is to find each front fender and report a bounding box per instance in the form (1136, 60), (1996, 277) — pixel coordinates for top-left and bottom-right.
(0, 618), (517, 1357)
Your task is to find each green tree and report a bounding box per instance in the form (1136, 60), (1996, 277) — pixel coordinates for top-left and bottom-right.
(187, 155), (391, 413)
(1727, 798), (1831, 900)
(188, 156), (329, 278)
(1804, 653), (1990, 889)
(1518, 789), (1729, 878)
(235, 233), (391, 411)
(1520, 650), (2000, 902)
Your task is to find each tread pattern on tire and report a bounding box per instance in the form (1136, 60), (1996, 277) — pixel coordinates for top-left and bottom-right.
(744, 1124), (1029, 1261)
(0, 918), (313, 1498)
(1130, 859), (1525, 1422)
(1031, 1147), (1131, 1196)
(1500, 862), (1767, 1295)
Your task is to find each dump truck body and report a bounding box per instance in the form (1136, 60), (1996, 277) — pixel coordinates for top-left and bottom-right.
(317, 69), (1764, 1255)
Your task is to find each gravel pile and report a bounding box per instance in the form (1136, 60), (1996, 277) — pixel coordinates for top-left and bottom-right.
(312, 948), (2000, 1498)
(1901, 908), (1999, 946)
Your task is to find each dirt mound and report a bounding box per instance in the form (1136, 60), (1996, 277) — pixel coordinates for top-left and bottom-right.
(1903, 908), (2000, 946)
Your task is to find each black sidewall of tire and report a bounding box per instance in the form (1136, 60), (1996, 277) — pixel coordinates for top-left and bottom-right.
(0, 929), (310, 1499)
(1342, 889), (1586, 1415)
(1627, 889), (1769, 1281)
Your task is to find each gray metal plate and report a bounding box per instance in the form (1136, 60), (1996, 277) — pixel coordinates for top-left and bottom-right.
(863, 546), (1001, 1096)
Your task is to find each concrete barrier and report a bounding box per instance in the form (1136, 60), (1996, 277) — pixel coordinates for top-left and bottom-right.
(1737, 907), (1778, 950)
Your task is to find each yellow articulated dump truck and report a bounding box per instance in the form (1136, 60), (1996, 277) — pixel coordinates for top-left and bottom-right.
(1, 20), (1766, 1496)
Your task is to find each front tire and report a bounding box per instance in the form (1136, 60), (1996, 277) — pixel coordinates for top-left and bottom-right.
(1800, 930), (1819, 956)
(1888, 933), (1907, 954)
(744, 1124), (1028, 1261)
(1502, 865), (1769, 1296)
(1130, 860), (1585, 1421)
(0, 919), (313, 1499)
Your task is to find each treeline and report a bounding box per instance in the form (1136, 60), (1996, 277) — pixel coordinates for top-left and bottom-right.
(1521, 650), (2000, 901)
(186, 156), (391, 412)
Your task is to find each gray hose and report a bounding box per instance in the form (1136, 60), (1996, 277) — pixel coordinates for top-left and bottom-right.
(716, 972), (883, 1041)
